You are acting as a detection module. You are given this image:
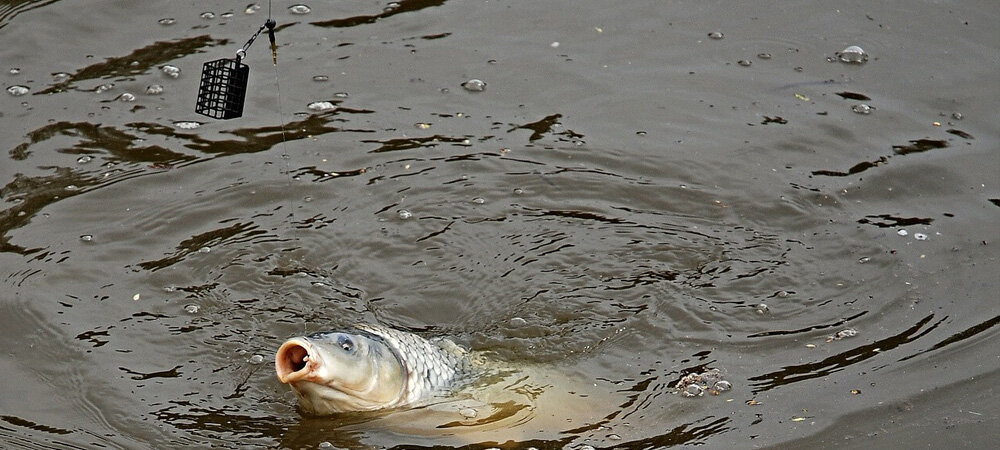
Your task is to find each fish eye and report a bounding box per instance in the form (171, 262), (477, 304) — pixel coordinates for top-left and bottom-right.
(337, 335), (355, 353)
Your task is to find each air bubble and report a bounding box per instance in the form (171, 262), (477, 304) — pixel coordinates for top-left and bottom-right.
(158, 18), (176, 26)
(318, 442), (333, 449)
(897, 229), (908, 236)
(851, 104), (873, 114)
(9, 67), (21, 75)
(713, 380), (732, 392)
(737, 59), (752, 67)
(461, 79), (486, 92)
(198, 246), (211, 253)
(951, 112), (963, 120)
(80, 234), (93, 242)
(708, 31), (724, 39)
(914, 233), (928, 241)
(312, 75), (329, 82)
(94, 83), (114, 93)
(307, 101), (336, 111)
(858, 256), (871, 264)
(471, 197), (486, 204)
(6, 85), (29, 96)
(415, 122), (431, 129)
(459, 408), (477, 418)
(53, 72), (70, 81)
(682, 384), (704, 397)
(398, 209), (413, 220)
(161, 65), (181, 78)
(199, 12), (215, 19)
(755, 304), (769, 315)
(509, 317), (528, 328)
(245, 4), (261, 14)
(145, 84), (164, 95)
(117, 93), (136, 102)
(513, 188), (524, 195)
(77, 155), (93, 164)
(184, 304), (200, 314)
(289, 4), (311, 14)
(757, 53), (772, 59)
(836, 45), (868, 64)
(333, 92), (349, 98)
(249, 354), (264, 364)
(220, 11), (234, 18)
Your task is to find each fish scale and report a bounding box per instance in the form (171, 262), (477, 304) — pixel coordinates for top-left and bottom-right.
(355, 323), (477, 405)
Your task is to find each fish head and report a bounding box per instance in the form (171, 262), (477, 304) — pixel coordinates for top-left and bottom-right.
(275, 330), (406, 414)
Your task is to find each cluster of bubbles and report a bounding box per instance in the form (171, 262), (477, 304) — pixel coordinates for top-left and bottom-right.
(307, 101), (336, 111)
(161, 65), (181, 78)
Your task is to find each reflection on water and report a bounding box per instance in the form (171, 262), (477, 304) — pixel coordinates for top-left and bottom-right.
(1, 0), (997, 448)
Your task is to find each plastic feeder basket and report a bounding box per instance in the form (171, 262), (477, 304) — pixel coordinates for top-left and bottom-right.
(195, 58), (250, 119)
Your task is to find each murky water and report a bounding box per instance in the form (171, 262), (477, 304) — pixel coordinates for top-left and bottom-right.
(2, 1), (998, 449)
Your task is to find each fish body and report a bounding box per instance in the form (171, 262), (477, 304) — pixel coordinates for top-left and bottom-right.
(276, 323), (478, 414)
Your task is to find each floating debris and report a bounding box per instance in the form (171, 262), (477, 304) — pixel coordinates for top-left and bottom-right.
(836, 45), (868, 64)
(676, 368), (731, 397)
(462, 79), (486, 92)
(827, 328), (858, 342)
(6, 85), (29, 96)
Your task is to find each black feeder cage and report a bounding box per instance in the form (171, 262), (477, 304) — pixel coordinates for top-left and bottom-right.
(195, 58), (250, 120)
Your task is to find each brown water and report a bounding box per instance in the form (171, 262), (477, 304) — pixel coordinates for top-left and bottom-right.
(1, 0), (998, 449)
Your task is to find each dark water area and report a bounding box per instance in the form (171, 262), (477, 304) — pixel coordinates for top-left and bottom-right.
(1, 0), (998, 448)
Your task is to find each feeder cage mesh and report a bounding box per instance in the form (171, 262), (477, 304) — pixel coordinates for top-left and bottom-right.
(195, 58), (250, 119)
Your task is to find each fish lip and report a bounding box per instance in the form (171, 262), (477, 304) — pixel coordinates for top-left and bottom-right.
(275, 338), (320, 384)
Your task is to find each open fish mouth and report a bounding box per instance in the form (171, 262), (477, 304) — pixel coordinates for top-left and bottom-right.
(275, 339), (318, 383)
